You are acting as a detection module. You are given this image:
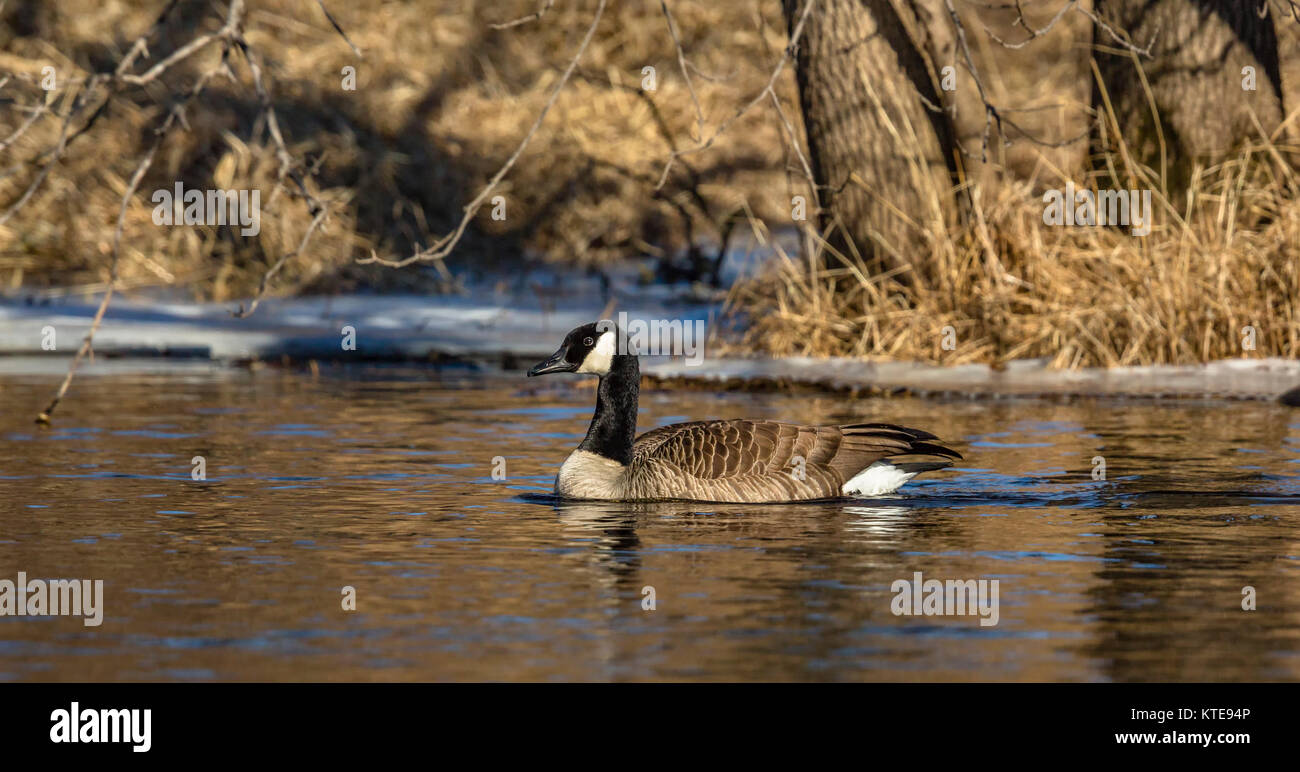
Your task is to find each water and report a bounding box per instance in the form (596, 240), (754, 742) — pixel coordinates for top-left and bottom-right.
(2, 366), (1299, 681)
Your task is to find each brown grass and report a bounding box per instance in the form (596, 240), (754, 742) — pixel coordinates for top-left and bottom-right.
(0, 0), (797, 298)
(728, 137), (1300, 366)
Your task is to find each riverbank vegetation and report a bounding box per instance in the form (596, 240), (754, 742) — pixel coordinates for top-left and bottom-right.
(3, 0), (1300, 367)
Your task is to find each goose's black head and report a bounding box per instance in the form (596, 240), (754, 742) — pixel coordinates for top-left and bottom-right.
(527, 321), (620, 377)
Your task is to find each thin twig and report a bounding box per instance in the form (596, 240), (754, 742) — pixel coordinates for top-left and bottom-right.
(360, 0), (608, 268)
(767, 89), (819, 209)
(1077, 4), (1155, 57)
(310, 0), (363, 57)
(660, 0), (706, 140)
(491, 0), (556, 30)
(234, 208), (328, 318)
(0, 97), (51, 154)
(226, 29), (335, 317)
(654, 0), (815, 189)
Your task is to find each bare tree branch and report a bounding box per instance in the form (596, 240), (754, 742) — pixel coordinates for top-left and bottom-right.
(0, 0), (193, 224)
(980, 0), (1075, 49)
(936, 0), (1107, 160)
(27, 0), (358, 419)
(36, 0), (247, 424)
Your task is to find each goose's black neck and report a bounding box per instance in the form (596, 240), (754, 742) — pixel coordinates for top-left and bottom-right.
(578, 354), (639, 465)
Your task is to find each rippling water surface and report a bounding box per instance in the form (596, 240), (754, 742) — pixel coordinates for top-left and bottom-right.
(2, 366), (1299, 681)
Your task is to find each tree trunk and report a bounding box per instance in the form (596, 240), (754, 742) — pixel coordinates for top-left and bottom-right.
(1093, 0), (1285, 193)
(784, 0), (959, 279)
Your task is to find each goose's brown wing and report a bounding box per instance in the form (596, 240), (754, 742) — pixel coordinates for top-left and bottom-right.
(631, 420), (960, 501)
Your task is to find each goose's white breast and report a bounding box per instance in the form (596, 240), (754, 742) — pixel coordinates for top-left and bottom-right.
(556, 449), (628, 499)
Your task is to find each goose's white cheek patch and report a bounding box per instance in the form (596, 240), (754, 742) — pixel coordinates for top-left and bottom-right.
(577, 331), (616, 374)
(842, 461), (918, 497)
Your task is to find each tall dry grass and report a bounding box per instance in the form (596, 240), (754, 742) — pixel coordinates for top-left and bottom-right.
(729, 129), (1300, 367)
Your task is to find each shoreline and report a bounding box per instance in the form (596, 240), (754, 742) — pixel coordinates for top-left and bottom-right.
(2, 292), (1298, 404)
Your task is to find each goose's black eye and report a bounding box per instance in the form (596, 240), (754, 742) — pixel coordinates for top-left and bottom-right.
(583, 337), (594, 346)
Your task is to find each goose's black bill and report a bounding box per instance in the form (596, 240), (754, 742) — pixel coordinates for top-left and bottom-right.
(528, 347), (576, 377)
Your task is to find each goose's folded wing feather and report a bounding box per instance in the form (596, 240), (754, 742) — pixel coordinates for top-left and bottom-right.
(633, 419), (793, 478)
(633, 419), (960, 484)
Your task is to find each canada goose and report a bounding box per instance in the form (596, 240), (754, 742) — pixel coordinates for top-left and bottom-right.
(528, 322), (961, 502)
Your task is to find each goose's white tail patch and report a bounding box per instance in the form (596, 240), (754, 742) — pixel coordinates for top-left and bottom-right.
(842, 460), (918, 497)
